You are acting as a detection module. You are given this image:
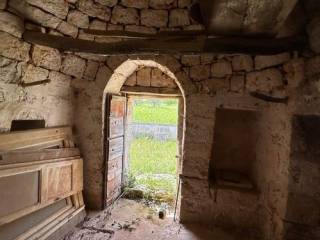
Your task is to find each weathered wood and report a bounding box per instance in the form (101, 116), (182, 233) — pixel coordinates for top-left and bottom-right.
(0, 158), (83, 226)
(0, 148), (80, 165)
(0, 126), (72, 154)
(23, 31), (307, 55)
(84, 29), (206, 38)
(121, 86), (182, 96)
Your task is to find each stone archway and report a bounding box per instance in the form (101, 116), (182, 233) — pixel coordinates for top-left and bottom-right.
(102, 59), (187, 217)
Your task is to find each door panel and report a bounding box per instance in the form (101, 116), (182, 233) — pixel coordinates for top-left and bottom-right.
(105, 95), (126, 207)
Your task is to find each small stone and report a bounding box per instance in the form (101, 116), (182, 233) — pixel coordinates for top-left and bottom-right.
(203, 78), (229, 93)
(67, 10), (89, 29)
(211, 60), (232, 78)
(307, 16), (320, 53)
(111, 6), (139, 25)
(89, 19), (107, 30)
(190, 65), (210, 81)
(255, 53), (291, 70)
(61, 55), (86, 78)
(283, 58), (305, 88)
(124, 72), (136, 86)
(151, 68), (166, 87)
(121, 0), (148, 9)
(95, 0), (117, 7)
(201, 54), (214, 64)
(181, 55), (200, 66)
(141, 9), (168, 28)
(0, 31), (30, 61)
(26, 0), (69, 19)
(57, 21), (78, 38)
(125, 25), (157, 34)
(178, 0), (192, 8)
(107, 55), (128, 70)
(78, 0), (111, 21)
(48, 71), (72, 99)
(137, 68), (151, 86)
(95, 64), (112, 89)
(246, 68), (283, 93)
(149, 0), (175, 9)
(22, 65), (49, 84)
(154, 55), (181, 73)
(32, 45), (61, 71)
(0, 56), (23, 83)
(9, 0), (62, 29)
(232, 55), (253, 72)
(0, 11), (24, 38)
(84, 60), (99, 80)
(169, 9), (190, 27)
(230, 75), (245, 93)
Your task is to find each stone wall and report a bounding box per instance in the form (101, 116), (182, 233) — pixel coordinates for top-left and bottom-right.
(0, 0), (320, 239)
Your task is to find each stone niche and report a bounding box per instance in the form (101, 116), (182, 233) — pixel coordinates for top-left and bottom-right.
(209, 108), (261, 191)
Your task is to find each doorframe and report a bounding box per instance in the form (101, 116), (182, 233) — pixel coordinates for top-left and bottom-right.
(103, 92), (185, 209)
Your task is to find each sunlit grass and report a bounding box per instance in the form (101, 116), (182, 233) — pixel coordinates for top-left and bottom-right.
(128, 98), (178, 203)
(133, 99), (178, 125)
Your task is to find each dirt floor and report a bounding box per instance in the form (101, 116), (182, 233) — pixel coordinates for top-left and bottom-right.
(64, 198), (251, 240)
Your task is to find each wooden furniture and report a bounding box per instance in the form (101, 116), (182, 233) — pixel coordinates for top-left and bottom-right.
(0, 127), (85, 240)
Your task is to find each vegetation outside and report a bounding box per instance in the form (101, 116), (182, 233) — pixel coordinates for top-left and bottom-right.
(128, 99), (178, 204)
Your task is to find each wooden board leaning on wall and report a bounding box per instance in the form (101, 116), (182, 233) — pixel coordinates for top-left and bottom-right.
(0, 126), (85, 240)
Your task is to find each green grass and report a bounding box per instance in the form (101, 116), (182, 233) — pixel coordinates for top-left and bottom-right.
(130, 138), (177, 175)
(133, 99), (178, 125)
(129, 138), (177, 203)
(128, 99), (178, 203)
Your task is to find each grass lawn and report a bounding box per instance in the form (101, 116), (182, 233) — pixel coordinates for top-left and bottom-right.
(133, 99), (178, 125)
(129, 138), (177, 202)
(130, 138), (177, 175)
(128, 98), (178, 203)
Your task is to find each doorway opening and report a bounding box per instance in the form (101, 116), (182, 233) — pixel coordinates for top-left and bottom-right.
(125, 96), (179, 205)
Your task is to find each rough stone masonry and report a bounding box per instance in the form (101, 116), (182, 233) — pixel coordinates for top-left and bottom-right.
(0, 0), (320, 239)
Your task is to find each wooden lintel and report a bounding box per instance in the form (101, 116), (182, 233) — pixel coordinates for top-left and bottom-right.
(84, 29), (206, 38)
(121, 86), (182, 96)
(23, 30), (307, 55)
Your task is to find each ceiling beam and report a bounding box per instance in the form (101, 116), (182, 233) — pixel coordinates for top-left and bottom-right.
(23, 31), (307, 55)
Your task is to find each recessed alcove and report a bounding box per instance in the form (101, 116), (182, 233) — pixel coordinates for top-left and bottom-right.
(210, 108), (261, 191)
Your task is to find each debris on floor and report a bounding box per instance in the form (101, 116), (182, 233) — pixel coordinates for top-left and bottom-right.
(64, 199), (253, 240)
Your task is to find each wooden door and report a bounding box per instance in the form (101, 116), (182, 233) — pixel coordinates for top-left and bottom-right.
(104, 95), (126, 207)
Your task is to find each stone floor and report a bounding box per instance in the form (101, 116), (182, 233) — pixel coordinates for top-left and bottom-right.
(64, 199), (241, 240)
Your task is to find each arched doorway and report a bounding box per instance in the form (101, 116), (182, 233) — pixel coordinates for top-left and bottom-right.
(102, 60), (186, 218)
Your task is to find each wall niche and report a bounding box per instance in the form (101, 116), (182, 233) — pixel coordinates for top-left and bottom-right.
(209, 108), (261, 191)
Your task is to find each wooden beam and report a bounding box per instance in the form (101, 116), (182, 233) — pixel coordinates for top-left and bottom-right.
(83, 29), (206, 39)
(121, 86), (182, 96)
(23, 30), (307, 55)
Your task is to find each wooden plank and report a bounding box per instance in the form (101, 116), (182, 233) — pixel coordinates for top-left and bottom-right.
(121, 86), (182, 96)
(46, 164), (73, 201)
(84, 29), (206, 38)
(0, 158), (83, 225)
(15, 200), (72, 240)
(0, 148), (80, 165)
(23, 30), (307, 55)
(0, 126), (72, 153)
(0, 171), (40, 218)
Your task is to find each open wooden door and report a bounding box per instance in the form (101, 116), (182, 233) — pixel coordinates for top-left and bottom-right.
(103, 94), (126, 208)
